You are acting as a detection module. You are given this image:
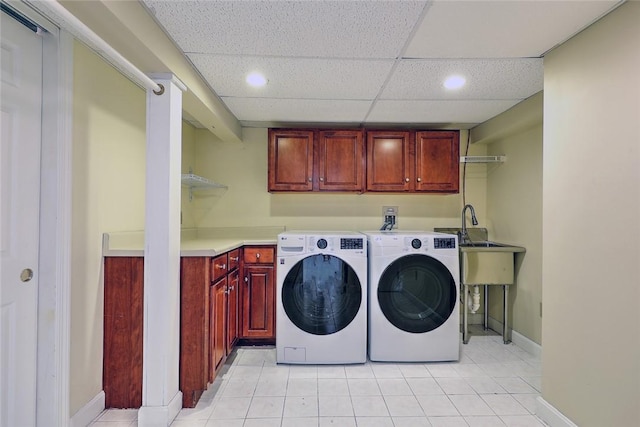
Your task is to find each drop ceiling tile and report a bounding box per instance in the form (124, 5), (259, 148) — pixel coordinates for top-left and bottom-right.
(146, 0), (427, 58)
(188, 54), (394, 99)
(222, 97), (372, 123)
(366, 99), (521, 124)
(381, 59), (542, 100)
(405, 0), (621, 58)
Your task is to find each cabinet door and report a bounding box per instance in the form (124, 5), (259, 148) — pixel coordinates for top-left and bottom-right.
(179, 257), (210, 408)
(366, 131), (412, 191)
(268, 129), (314, 191)
(226, 270), (239, 353)
(242, 265), (275, 339)
(103, 257), (143, 409)
(317, 130), (364, 192)
(209, 278), (227, 380)
(415, 131), (460, 193)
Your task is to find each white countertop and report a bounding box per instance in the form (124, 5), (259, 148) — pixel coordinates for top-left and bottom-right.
(102, 226), (284, 257)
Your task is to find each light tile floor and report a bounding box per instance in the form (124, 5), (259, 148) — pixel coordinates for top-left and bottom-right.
(90, 328), (546, 427)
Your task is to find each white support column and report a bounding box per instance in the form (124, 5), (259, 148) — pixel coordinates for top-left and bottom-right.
(138, 74), (186, 427)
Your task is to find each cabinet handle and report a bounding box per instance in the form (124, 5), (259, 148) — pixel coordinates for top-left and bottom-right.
(417, 177), (421, 182)
(405, 177), (410, 182)
(229, 285), (234, 291)
(230, 256), (239, 262)
(216, 263), (227, 269)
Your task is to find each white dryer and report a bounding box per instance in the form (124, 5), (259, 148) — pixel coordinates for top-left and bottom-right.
(276, 231), (367, 364)
(365, 231), (460, 362)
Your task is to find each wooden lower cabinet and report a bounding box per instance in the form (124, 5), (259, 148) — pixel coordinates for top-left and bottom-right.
(179, 257), (210, 408)
(209, 277), (227, 381)
(103, 257), (143, 409)
(227, 269), (240, 353)
(241, 246), (276, 341)
(103, 246), (276, 410)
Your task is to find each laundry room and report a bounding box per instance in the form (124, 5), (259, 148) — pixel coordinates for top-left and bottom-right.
(8, 1), (638, 427)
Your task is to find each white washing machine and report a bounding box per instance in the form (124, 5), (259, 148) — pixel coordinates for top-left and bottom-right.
(365, 231), (460, 362)
(276, 231), (367, 364)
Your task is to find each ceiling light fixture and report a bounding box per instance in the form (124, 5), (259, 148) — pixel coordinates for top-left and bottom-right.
(246, 72), (267, 87)
(444, 75), (466, 90)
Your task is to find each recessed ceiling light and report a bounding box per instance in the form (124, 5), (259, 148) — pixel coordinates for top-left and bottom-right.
(444, 75), (466, 90)
(246, 72), (267, 87)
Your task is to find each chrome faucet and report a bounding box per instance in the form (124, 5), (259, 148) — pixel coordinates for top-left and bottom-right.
(460, 204), (479, 243)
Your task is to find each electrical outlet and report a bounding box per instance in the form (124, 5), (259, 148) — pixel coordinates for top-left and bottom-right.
(383, 206), (398, 229)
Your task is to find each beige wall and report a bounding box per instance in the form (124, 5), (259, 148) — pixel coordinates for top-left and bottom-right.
(470, 93), (543, 345)
(542, 2), (640, 426)
(192, 128), (488, 232)
(71, 42), (146, 414)
(181, 121), (197, 228)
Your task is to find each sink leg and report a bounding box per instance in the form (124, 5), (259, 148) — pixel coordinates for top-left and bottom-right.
(483, 285), (489, 330)
(462, 284), (469, 344)
(503, 285), (511, 344)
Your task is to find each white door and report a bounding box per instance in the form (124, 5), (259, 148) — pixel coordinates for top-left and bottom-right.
(1, 10), (43, 427)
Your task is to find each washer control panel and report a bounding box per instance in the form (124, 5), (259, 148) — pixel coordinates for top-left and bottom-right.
(434, 237), (457, 249)
(340, 238), (364, 250)
(278, 232), (366, 256)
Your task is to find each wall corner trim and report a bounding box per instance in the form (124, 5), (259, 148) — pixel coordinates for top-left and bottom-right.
(69, 391), (105, 427)
(536, 396), (579, 427)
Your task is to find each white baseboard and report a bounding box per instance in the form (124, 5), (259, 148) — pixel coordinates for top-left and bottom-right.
(138, 391), (183, 427)
(487, 316), (542, 358)
(536, 396), (578, 427)
(70, 391), (105, 427)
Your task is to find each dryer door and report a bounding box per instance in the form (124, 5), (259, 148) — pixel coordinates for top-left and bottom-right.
(378, 254), (456, 333)
(282, 254), (362, 335)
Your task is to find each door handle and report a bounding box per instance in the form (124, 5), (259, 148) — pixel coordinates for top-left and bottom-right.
(20, 268), (34, 282)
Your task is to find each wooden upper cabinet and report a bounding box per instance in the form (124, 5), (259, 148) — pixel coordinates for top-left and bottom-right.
(268, 128), (365, 192)
(268, 129), (314, 191)
(415, 131), (460, 193)
(317, 130), (364, 191)
(366, 131), (412, 192)
(270, 127), (459, 193)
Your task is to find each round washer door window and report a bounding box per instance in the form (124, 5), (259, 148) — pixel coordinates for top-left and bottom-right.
(282, 254), (362, 335)
(378, 254), (456, 333)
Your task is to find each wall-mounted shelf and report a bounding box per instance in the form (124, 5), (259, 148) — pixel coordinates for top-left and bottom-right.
(181, 173), (227, 201)
(460, 156), (506, 163)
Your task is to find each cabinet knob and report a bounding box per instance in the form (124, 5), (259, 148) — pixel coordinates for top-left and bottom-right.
(308, 177), (312, 182)
(244, 277), (248, 283)
(417, 177), (422, 182)
(256, 253), (260, 259)
(405, 177), (410, 182)
(319, 177), (324, 182)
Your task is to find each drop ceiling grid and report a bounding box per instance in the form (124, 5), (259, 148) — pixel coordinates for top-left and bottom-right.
(140, 0), (623, 126)
(145, 0), (428, 58)
(366, 99), (522, 124)
(380, 58), (543, 100)
(187, 54), (396, 100)
(404, 0), (622, 58)
(222, 98), (373, 123)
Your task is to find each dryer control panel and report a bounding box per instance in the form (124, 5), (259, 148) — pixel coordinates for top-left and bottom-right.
(278, 232), (367, 256)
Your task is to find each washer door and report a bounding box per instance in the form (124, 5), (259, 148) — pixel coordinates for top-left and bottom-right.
(282, 254), (362, 335)
(378, 254), (456, 333)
